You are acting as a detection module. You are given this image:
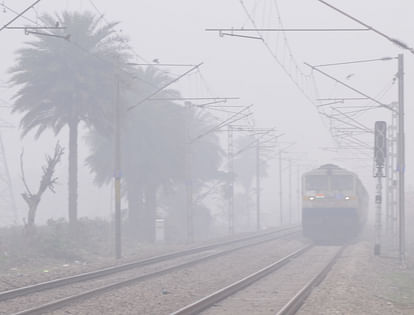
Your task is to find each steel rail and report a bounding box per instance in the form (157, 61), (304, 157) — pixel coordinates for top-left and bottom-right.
(170, 245), (313, 315)
(0, 226), (299, 302)
(276, 246), (346, 315)
(7, 228), (301, 314)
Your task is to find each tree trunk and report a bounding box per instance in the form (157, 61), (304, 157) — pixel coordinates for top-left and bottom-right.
(136, 185), (157, 243)
(27, 199), (39, 227)
(144, 185), (157, 243)
(127, 186), (143, 241)
(27, 204), (36, 227)
(24, 197), (40, 235)
(68, 119), (79, 227)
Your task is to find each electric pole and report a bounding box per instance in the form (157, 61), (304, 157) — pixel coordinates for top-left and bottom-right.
(231, 127), (278, 232)
(114, 76), (121, 259)
(397, 54), (406, 265)
(288, 158), (292, 224)
(256, 141), (261, 231)
(279, 150), (283, 226)
(184, 102), (194, 243)
(227, 125), (234, 234)
(0, 131), (17, 225)
(385, 104), (397, 237)
(391, 107), (398, 236)
(374, 173), (383, 256)
(297, 164), (301, 224)
(374, 121), (387, 256)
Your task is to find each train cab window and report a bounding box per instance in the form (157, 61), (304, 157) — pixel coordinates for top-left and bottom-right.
(331, 175), (354, 191)
(305, 175), (329, 190)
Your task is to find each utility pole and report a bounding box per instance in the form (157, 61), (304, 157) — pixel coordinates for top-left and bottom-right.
(0, 131), (17, 225)
(397, 54), (406, 265)
(278, 150), (283, 225)
(182, 102), (248, 239)
(391, 107), (398, 236)
(114, 76), (121, 259)
(228, 125), (234, 234)
(297, 164), (301, 224)
(231, 127), (278, 231)
(374, 121), (387, 256)
(256, 141), (261, 231)
(385, 128), (391, 234)
(184, 102), (194, 243)
(139, 97), (241, 242)
(288, 158), (292, 224)
(374, 171), (384, 256)
(385, 105), (397, 237)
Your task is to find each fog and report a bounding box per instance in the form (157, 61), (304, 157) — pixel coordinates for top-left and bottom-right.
(0, 0), (412, 237)
(1, 2), (414, 314)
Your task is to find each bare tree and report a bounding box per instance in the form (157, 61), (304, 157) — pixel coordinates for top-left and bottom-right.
(20, 143), (64, 230)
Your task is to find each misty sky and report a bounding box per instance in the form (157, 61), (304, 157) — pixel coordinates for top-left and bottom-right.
(0, 0), (412, 225)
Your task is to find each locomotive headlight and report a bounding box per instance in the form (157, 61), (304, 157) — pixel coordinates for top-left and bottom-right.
(345, 196), (351, 200)
(308, 196), (315, 201)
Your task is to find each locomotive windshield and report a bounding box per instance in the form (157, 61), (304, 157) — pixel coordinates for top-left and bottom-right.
(305, 174), (353, 191)
(305, 175), (329, 190)
(331, 175), (354, 191)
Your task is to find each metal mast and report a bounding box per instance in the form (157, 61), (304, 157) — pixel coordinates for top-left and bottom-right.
(185, 102), (194, 242)
(288, 158), (292, 224)
(114, 76), (122, 259)
(255, 141), (261, 231)
(278, 150), (283, 226)
(397, 54), (406, 265)
(0, 131), (17, 225)
(227, 125), (234, 234)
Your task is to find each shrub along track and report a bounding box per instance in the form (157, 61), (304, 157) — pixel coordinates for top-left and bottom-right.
(0, 226), (300, 315)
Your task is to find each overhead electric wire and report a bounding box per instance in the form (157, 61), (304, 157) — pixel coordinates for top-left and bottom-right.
(87, 0), (149, 64)
(238, 0), (319, 107)
(86, 0), (232, 118)
(317, 0), (414, 54)
(0, 0), (41, 32)
(3, 2), (203, 107)
(6, 1), (174, 93)
(236, 0), (334, 149)
(5, 0), (248, 144)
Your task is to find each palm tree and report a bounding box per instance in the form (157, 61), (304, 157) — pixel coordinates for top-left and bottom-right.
(9, 11), (127, 227)
(86, 66), (224, 242)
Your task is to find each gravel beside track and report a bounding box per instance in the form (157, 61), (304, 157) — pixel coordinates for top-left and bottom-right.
(0, 244), (189, 292)
(1, 250), (217, 314)
(200, 245), (340, 315)
(47, 237), (306, 314)
(1, 228), (299, 303)
(0, 227), (298, 293)
(297, 240), (409, 315)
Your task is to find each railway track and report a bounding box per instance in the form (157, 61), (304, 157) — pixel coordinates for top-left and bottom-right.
(171, 244), (345, 315)
(1, 226), (300, 315)
(276, 246), (345, 315)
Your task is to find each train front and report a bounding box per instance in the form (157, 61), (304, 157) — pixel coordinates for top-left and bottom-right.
(302, 165), (364, 243)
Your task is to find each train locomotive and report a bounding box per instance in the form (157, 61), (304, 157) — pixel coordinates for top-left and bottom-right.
(302, 164), (368, 242)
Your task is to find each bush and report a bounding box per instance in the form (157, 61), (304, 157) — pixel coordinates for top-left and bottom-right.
(0, 218), (112, 270)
